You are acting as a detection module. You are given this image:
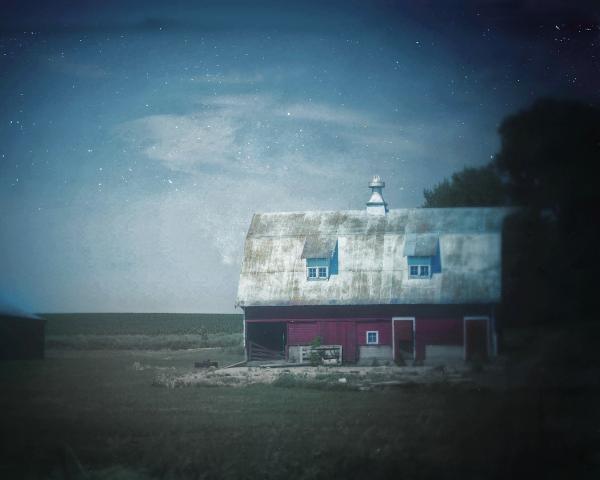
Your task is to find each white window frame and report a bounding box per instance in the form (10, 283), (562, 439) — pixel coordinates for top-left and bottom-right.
(409, 264), (430, 279)
(307, 267), (317, 279)
(366, 330), (379, 345)
(317, 266), (328, 278)
(419, 265), (429, 277)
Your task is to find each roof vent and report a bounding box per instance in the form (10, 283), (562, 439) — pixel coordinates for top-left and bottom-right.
(366, 175), (388, 215)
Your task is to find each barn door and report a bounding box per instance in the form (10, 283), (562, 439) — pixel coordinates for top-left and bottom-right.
(393, 318), (415, 363)
(464, 317), (489, 361)
(341, 322), (357, 363)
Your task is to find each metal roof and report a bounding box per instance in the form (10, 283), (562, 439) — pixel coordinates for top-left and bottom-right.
(301, 236), (337, 259)
(403, 233), (439, 257)
(236, 207), (512, 307)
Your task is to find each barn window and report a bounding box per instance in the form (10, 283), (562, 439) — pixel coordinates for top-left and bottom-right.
(302, 236), (338, 281)
(404, 233), (440, 279)
(366, 331), (379, 345)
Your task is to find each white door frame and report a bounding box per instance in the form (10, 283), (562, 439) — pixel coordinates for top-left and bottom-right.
(463, 316), (490, 360)
(392, 317), (416, 361)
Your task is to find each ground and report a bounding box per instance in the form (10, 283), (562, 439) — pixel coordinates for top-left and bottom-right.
(1, 318), (600, 479)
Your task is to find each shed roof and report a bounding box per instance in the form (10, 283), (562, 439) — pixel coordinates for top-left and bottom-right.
(236, 207), (512, 307)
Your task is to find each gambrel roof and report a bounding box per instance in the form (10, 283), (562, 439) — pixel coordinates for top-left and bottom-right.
(236, 208), (511, 307)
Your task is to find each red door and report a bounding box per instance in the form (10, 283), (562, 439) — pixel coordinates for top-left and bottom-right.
(465, 318), (489, 361)
(340, 322), (357, 363)
(394, 319), (414, 363)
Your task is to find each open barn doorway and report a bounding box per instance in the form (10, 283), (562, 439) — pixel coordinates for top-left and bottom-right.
(246, 322), (287, 361)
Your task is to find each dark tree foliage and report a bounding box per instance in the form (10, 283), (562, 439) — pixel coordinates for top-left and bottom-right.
(422, 98), (600, 325)
(495, 98), (600, 216)
(496, 98), (600, 325)
(422, 164), (507, 207)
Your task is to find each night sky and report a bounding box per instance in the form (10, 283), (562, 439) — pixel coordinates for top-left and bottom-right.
(1, 0), (598, 313)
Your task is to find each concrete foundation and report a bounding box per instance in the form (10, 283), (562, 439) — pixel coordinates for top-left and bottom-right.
(358, 345), (393, 365)
(424, 345), (463, 365)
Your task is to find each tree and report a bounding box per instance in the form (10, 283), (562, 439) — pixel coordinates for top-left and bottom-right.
(422, 164), (507, 208)
(421, 98), (600, 325)
(494, 98), (600, 323)
(495, 97), (600, 218)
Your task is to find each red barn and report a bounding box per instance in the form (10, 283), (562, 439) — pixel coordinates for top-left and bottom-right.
(236, 176), (510, 365)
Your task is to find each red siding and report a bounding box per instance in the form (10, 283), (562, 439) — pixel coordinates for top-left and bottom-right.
(319, 321), (357, 363)
(356, 321), (392, 346)
(287, 322), (319, 345)
(415, 318), (462, 361)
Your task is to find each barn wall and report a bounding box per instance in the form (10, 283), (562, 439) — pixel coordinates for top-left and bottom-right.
(356, 321), (392, 345)
(244, 305), (496, 363)
(415, 318), (462, 361)
(287, 322), (319, 345)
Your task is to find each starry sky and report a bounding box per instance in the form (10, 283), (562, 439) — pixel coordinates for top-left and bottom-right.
(0, 0), (598, 313)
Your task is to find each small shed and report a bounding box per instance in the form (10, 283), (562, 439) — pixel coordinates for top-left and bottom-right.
(237, 176), (511, 365)
(0, 303), (45, 360)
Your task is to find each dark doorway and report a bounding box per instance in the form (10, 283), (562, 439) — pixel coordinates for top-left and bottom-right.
(393, 318), (415, 364)
(246, 322), (287, 361)
(465, 317), (489, 361)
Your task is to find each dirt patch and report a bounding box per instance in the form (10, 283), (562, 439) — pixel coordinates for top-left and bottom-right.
(154, 364), (474, 389)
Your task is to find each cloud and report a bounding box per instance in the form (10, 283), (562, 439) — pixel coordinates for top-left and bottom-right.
(113, 94), (444, 293)
(117, 94), (421, 177)
(192, 72), (265, 85)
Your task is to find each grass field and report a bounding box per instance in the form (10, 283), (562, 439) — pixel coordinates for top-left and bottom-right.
(1, 315), (600, 479)
(43, 313), (243, 350)
(43, 313), (243, 335)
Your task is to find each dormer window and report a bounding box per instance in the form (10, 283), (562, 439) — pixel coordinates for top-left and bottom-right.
(404, 233), (440, 280)
(302, 236), (338, 281)
(307, 264), (329, 279)
(409, 263), (430, 278)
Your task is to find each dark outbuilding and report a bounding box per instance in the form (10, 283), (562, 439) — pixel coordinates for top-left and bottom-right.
(0, 303), (45, 360)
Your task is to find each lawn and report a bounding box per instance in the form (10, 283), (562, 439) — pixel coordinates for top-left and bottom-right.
(1, 316), (599, 479)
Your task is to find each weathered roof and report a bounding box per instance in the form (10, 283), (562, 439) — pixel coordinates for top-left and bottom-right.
(236, 208), (512, 307)
(301, 236), (337, 259)
(403, 233), (439, 257)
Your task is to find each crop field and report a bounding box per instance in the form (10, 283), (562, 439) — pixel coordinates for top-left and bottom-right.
(44, 313), (243, 335)
(1, 316), (599, 479)
(43, 313), (243, 350)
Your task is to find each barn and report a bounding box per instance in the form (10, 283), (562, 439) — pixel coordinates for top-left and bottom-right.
(236, 176), (510, 365)
(0, 302), (45, 360)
